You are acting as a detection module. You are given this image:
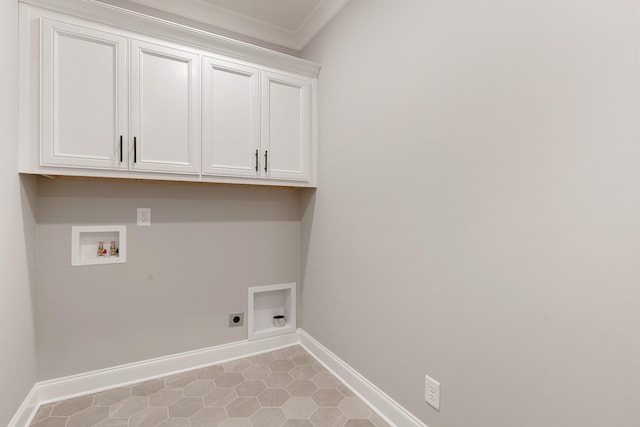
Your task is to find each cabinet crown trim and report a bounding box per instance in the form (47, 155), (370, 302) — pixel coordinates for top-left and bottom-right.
(20, 0), (321, 77)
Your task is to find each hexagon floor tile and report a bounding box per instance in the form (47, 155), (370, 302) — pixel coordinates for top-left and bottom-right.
(29, 345), (389, 427)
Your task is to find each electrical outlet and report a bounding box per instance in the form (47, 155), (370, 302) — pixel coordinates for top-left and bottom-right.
(228, 312), (244, 327)
(137, 208), (151, 226)
(425, 374), (440, 410)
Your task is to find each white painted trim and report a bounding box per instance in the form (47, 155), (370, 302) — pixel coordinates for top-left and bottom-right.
(20, 0), (321, 75)
(7, 386), (39, 427)
(120, 0), (298, 49)
(295, 0), (351, 50)
(36, 333), (299, 404)
(299, 330), (427, 427)
(11, 333), (297, 426)
(9, 330), (424, 427)
(100, 0), (350, 50)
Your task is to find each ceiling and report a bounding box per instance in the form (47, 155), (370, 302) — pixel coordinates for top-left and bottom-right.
(119, 0), (350, 51)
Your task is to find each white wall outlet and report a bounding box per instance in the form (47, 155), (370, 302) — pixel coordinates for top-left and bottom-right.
(137, 208), (151, 226)
(425, 374), (441, 411)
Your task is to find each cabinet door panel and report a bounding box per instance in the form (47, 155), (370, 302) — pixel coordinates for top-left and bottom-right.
(41, 19), (127, 169)
(202, 57), (259, 177)
(262, 72), (309, 181)
(131, 40), (200, 174)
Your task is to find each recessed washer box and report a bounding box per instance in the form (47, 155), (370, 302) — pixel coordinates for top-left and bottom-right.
(71, 225), (126, 266)
(248, 282), (296, 340)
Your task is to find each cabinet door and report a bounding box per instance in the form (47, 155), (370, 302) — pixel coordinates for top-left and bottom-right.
(130, 40), (200, 174)
(202, 57), (260, 177)
(261, 71), (310, 182)
(41, 19), (127, 169)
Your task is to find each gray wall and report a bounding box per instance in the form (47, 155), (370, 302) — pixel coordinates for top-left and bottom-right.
(0, 0), (38, 424)
(301, 1), (640, 426)
(36, 178), (304, 380)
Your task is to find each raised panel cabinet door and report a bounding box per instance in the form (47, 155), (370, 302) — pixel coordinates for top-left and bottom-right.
(130, 40), (201, 174)
(202, 57), (260, 177)
(41, 19), (127, 169)
(261, 71), (310, 182)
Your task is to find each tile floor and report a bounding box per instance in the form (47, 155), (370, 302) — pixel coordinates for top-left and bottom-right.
(29, 345), (389, 427)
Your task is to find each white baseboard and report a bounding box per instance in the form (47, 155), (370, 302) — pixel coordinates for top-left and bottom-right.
(7, 386), (38, 427)
(9, 332), (298, 427)
(299, 330), (426, 427)
(9, 330), (423, 427)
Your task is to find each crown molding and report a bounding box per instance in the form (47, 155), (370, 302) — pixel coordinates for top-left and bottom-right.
(20, 0), (321, 76)
(105, 0), (350, 51)
(296, 0), (350, 50)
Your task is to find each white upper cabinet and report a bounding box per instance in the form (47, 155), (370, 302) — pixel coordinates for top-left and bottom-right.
(262, 71), (310, 182)
(202, 57), (260, 177)
(20, 1), (319, 187)
(130, 40), (201, 174)
(41, 19), (127, 170)
(202, 59), (313, 182)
